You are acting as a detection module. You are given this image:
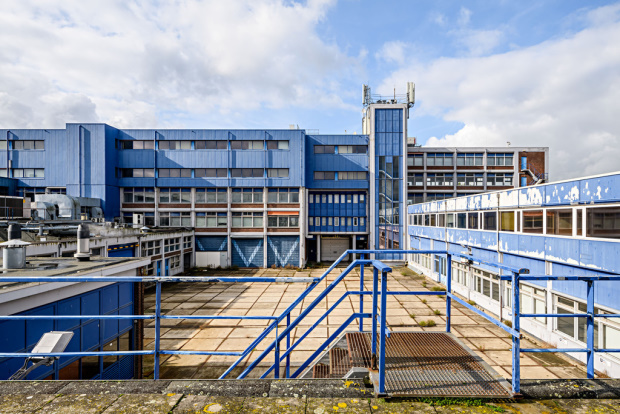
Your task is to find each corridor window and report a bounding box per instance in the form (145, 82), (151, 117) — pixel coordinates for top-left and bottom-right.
(338, 145), (367, 154)
(196, 212), (227, 227)
(314, 145), (335, 154)
(159, 188), (191, 203)
(195, 140), (227, 150)
(158, 168), (192, 178)
(267, 168), (289, 178)
(522, 210), (544, 234)
(12, 168), (44, 178)
(12, 140), (44, 150)
(231, 140), (263, 150)
(231, 168), (263, 178)
(119, 140), (154, 150)
(158, 141), (191, 150)
(267, 188), (299, 203)
(483, 212), (497, 230)
(196, 188), (227, 203)
(196, 168), (227, 178)
(159, 212), (191, 227)
(232, 188), (263, 203)
(118, 168), (154, 178)
(314, 171), (335, 180)
(268, 215), (299, 228)
(500, 211), (515, 231)
(426, 153), (454, 167)
(546, 209), (573, 236)
(586, 207), (620, 239)
(123, 187), (155, 203)
(456, 153), (483, 166)
(487, 153), (514, 166)
(266, 140), (289, 150)
(232, 212), (263, 227)
(339, 171), (367, 180)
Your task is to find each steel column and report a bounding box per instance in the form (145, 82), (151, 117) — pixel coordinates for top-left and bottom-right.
(371, 267), (379, 369)
(360, 253), (365, 332)
(379, 269), (388, 395)
(587, 280), (594, 379)
(511, 272), (521, 393)
(274, 324), (280, 379)
(446, 253), (452, 333)
(154, 281), (162, 380)
(286, 313), (291, 378)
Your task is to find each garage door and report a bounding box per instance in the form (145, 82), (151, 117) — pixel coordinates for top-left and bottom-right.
(321, 237), (349, 262)
(267, 236), (299, 268)
(231, 238), (264, 268)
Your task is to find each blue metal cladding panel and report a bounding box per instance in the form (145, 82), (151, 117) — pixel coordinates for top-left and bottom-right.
(108, 243), (136, 258)
(267, 236), (300, 267)
(231, 238), (264, 268)
(195, 236), (227, 252)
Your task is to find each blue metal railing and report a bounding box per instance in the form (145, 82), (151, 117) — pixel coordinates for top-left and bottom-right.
(1, 251), (618, 397)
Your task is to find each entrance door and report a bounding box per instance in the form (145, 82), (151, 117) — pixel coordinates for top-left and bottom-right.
(321, 237), (350, 262)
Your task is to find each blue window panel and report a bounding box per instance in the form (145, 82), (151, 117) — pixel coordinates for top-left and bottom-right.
(119, 355), (134, 379)
(118, 305), (133, 332)
(26, 305), (55, 348)
(101, 285), (119, 314)
(119, 283), (133, 308)
(195, 236), (227, 252)
(82, 320), (100, 350)
(231, 238), (264, 268)
(58, 327), (81, 368)
(81, 290), (99, 324)
(267, 236), (299, 267)
(0, 320), (25, 352)
(57, 297), (81, 331)
(102, 314), (119, 343)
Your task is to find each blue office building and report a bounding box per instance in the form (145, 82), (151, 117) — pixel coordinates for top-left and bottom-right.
(406, 171), (620, 377)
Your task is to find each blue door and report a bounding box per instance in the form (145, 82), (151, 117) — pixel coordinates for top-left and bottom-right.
(231, 238), (264, 268)
(165, 259), (169, 275)
(267, 236), (299, 268)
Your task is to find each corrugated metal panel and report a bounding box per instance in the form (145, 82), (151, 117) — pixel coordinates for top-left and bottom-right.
(231, 238), (263, 268)
(195, 236), (227, 252)
(267, 236), (299, 267)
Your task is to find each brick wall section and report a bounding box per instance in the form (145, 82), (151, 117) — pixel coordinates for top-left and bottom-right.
(519, 151), (546, 186)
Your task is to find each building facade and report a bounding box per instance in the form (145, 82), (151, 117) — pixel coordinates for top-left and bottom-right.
(407, 147), (549, 205)
(406, 171), (620, 377)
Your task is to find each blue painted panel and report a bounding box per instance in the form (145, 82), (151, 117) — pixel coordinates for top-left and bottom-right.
(26, 305), (55, 348)
(195, 236), (227, 252)
(267, 236), (299, 267)
(101, 285), (119, 314)
(82, 320), (99, 350)
(119, 283), (133, 308)
(231, 238), (264, 268)
(57, 297), (80, 331)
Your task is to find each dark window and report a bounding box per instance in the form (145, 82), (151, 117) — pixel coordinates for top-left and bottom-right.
(196, 140), (227, 149)
(587, 207), (620, 239)
(468, 212), (479, 229)
(546, 209), (573, 235)
(523, 210), (544, 233)
(500, 211), (515, 231)
(457, 213), (467, 229)
(483, 212), (497, 230)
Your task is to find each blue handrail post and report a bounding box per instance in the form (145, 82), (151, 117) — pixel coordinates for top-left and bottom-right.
(511, 271), (521, 393)
(587, 280), (594, 379)
(359, 253), (365, 332)
(286, 313), (291, 378)
(371, 266), (379, 369)
(274, 324), (280, 379)
(379, 269), (388, 395)
(446, 253), (452, 333)
(154, 280), (162, 380)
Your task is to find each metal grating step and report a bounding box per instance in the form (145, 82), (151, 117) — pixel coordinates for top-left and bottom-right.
(347, 331), (512, 398)
(346, 332), (372, 368)
(329, 348), (352, 378)
(312, 363), (330, 379)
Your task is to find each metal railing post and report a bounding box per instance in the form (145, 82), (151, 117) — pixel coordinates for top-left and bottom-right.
(274, 324), (280, 379)
(587, 280), (594, 379)
(511, 271), (520, 393)
(286, 313), (291, 378)
(371, 266), (379, 369)
(154, 280), (162, 380)
(446, 253), (452, 333)
(359, 253), (365, 332)
(379, 269), (388, 395)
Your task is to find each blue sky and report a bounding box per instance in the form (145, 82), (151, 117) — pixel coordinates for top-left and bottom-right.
(1, 0), (620, 179)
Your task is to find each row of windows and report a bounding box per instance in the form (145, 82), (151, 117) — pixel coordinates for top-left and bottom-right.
(309, 193), (366, 204)
(122, 187), (299, 204)
(313, 145), (367, 154)
(413, 256), (620, 350)
(407, 152), (514, 167)
(0, 140), (45, 150)
(313, 171), (368, 180)
(409, 206), (620, 239)
(117, 168), (290, 179)
(118, 140), (289, 150)
(0, 168), (46, 178)
(407, 172), (512, 187)
(308, 216), (365, 227)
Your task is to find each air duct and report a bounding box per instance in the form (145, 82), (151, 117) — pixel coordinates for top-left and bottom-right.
(74, 224), (91, 261)
(1, 224), (30, 269)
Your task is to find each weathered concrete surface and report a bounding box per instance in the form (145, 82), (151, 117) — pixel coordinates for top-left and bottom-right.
(243, 397), (305, 413)
(0, 381), (69, 395)
(59, 380), (172, 395)
(102, 393), (183, 413)
(268, 379), (372, 398)
(520, 379), (620, 399)
(306, 397), (370, 413)
(174, 395), (245, 413)
(0, 394), (58, 413)
(38, 394), (119, 414)
(164, 379), (271, 396)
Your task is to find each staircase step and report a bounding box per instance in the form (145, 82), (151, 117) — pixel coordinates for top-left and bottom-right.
(346, 332), (372, 368)
(329, 348), (352, 377)
(312, 363), (330, 379)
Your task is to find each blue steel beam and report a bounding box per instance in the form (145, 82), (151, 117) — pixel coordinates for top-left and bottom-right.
(0, 315), (153, 320)
(0, 351), (153, 358)
(521, 349), (588, 353)
(500, 275), (620, 281)
(160, 350), (242, 356)
(0, 276), (319, 283)
(446, 293), (518, 337)
(161, 315), (277, 320)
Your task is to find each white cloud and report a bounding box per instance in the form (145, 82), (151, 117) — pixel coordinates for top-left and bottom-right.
(0, 0), (361, 129)
(375, 41), (407, 65)
(380, 5), (620, 181)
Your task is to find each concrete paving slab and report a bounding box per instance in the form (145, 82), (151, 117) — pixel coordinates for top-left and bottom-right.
(368, 398), (438, 413)
(306, 397), (369, 413)
(243, 397), (305, 413)
(0, 394), (58, 413)
(102, 393), (182, 413)
(0, 380), (69, 395)
(174, 395), (245, 413)
(269, 379), (373, 398)
(57, 380), (172, 394)
(165, 380), (271, 396)
(41, 393), (119, 414)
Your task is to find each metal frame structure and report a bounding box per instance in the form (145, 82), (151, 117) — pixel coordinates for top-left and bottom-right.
(1, 250), (618, 396)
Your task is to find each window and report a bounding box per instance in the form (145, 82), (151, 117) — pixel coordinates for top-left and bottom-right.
(141, 240), (161, 256)
(457, 173), (484, 186)
(266, 140), (289, 150)
(267, 188), (299, 203)
(468, 212), (479, 229)
(231, 140), (263, 150)
(334, 217), (339, 226)
(120, 140), (154, 150)
(426, 193), (453, 201)
(456, 153), (483, 166)
(314, 171), (335, 180)
(268, 215), (299, 227)
(483, 212), (497, 230)
(196, 188), (227, 203)
(267, 168), (289, 178)
(232, 212), (263, 227)
(195, 140), (227, 150)
(159, 212), (191, 227)
(195, 168), (227, 178)
(408, 173), (424, 186)
(164, 237), (181, 252)
(546, 209), (572, 235)
(12, 168), (44, 178)
(426, 153), (454, 167)
(500, 211), (515, 231)
(12, 140), (44, 150)
(231, 168), (263, 178)
(427, 173), (453, 187)
(196, 212), (227, 227)
(338, 145), (367, 154)
(457, 213), (467, 229)
(338, 171), (367, 180)
(123, 188), (155, 203)
(446, 213), (455, 228)
(517, 285), (547, 324)
(408, 193), (424, 205)
(473, 268), (501, 302)
(487, 173), (513, 186)
(586, 207), (620, 239)
(118, 168), (154, 178)
(553, 295), (612, 346)
(170, 255), (181, 269)
(158, 168), (192, 178)
(183, 236), (192, 249)
(309, 217), (314, 226)
(232, 188), (263, 203)
(158, 140), (191, 150)
(487, 153), (514, 166)
(0, 141), (6, 150)
(314, 145), (335, 154)
(522, 210), (543, 233)
(159, 188), (191, 203)
(407, 154), (423, 166)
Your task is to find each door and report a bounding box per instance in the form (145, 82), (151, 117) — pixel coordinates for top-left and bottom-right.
(321, 237), (350, 262)
(231, 238), (264, 268)
(267, 236), (299, 268)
